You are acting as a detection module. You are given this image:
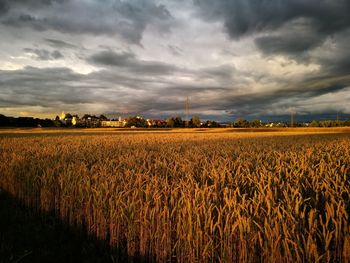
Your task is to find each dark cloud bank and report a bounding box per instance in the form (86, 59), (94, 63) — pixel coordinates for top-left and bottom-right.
(0, 0), (173, 44)
(195, 0), (350, 72)
(0, 0), (350, 120)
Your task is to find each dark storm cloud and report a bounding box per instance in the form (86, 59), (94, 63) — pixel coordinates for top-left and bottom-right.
(89, 51), (135, 67)
(88, 50), (180, 75)
(1, 0), (173, 44)
(192, 0), (350, 117)
(195, 0), (350, 39)
(0, 1), (9, 15)
(3, 13), (47, 31)
(89, 50), (237, 83)
(1, 63), (349, 119)
(1, 0), (350, 119)
(23, 48), (64, 60)
(221, 73), (350, 117)
(1, 0), (66, 8)
(254, 18), (322, 56)
(0, 65), (232, 116)
(195, 0), (350, 57)
(0, 66), (154, 110)
(315, 31), (350, 75)
(0, 66), (121, 112)
(255, 35), (316, 56)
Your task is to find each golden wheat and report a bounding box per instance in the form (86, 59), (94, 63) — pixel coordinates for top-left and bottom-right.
(0, 131), (350, 262)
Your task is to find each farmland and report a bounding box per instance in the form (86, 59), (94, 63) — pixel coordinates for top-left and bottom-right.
(1, 128), (350, 262)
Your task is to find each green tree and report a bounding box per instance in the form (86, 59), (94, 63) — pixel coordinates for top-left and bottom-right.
(166, 117), (175, 128)
(191, 116), (201, 128)
(234, 118), (249, 128)
(310, 120), (319, 127)
(82, 114), (91, 120)
(251, 119), (261, 128)
(166, 116), (184, 128)
(99, 114), (108, 120)
(125, 116), (147, 128)
(174, 116), (183, 127)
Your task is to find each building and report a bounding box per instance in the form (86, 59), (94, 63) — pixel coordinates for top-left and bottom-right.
(146, 119), (167, 128)
(100, 120), (125, 127)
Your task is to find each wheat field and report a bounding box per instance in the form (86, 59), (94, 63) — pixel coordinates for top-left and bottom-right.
(1, 130), (350, 262)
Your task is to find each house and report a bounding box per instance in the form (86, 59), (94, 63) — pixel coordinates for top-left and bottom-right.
(100, 120), (126, 127)
(146, 119), (167, 128)
(81, 115), (100, 127)
(59, 111), (73, 126)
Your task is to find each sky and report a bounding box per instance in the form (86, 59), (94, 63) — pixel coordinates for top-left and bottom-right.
(0, 0), (350, 121)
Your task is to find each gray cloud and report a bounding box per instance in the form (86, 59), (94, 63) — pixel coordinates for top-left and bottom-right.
(0, 67), (118, 115)
(88, 50), (180, 75)
(192, 0), (350, 118)
(89, 51), (135, 67)
(194, 0), (350, 67)
(23, 48), (64, 60)
(221, 74), (350, 118)
(0, 64), (232, 118)
(88, 50), (237, 91)
(254, 18), (322, 57)
(195, 0), (350, 39)
(44, 38), (78, 49)
(1, 1), (350, 120)
(168, 45), (183, 56)
(1, 0), (173, 44)
(3, 13), (47, 31)
(2, 62), (349, 120)
(0, 1), (9, 15)
(315, 31), (350, 75)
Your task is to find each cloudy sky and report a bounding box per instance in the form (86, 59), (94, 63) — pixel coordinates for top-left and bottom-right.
(1, 0), (350, 121)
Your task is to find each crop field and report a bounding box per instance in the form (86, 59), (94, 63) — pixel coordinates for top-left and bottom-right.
(1, 129), (350, 262)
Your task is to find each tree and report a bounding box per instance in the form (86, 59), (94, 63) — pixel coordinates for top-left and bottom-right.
(166, 117), (175, 128)
(174, 116), (183, 127)
(82, 114), (91, 120)
(125, 116), (147, 128)
(166, 116), (183, 128)
(234, 118), (249, 128)
(251, 119), (261, 128)
(310, 120), (319, 127)
(99, 114), (108, 120)
(191, 116), (201, 128)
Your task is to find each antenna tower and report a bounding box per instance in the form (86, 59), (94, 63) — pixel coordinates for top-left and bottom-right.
(290, 110), (295, 127)
(185, 97), (190, 127)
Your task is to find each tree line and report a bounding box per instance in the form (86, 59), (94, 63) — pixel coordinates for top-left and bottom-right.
(124, 115), (221, 128)
(1, 113), (350, 128)
(0, 114), (59, 127)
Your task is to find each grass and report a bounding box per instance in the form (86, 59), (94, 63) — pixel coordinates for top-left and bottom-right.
(1, 129), (350, 262)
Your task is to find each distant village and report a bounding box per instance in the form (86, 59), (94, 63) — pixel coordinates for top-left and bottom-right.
(53, 112), (350, 128)
(56, 112), (221, 128)
(1, 111), (350, 128)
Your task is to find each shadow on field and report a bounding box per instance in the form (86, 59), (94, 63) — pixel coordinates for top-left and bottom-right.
(0, 190), (153, 263)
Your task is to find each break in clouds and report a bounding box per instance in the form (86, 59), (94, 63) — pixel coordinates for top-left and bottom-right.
(0, 0), (350, 120)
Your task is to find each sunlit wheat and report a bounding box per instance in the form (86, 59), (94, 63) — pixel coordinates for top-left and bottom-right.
(0, 132), (349, 262)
